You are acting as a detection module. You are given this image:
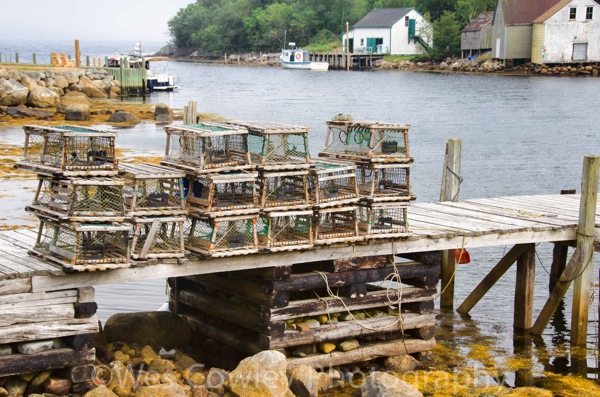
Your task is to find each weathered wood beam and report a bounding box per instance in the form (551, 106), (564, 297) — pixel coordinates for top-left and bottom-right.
(0, 316), (99, 344)
(0, 348), (95, 378)
(514, 244), (535, 330)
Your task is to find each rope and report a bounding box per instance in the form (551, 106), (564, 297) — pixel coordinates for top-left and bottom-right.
(446, 166), (463, 202)
(434, 235), (467, 299)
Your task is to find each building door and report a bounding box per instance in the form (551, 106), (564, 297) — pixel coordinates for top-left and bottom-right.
(366, 38), (377, 53)
(573, 43), (588, 61)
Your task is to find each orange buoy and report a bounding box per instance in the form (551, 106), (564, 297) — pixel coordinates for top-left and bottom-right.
(455, 248), (471, 264)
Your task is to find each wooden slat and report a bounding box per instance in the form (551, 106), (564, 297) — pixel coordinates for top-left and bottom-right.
(0, 303), (75, 327)
(0, 290), (78, 309)
(0, 348), (95, 378)
(0, 316), (99, 344)
(0, 278), (32, 296)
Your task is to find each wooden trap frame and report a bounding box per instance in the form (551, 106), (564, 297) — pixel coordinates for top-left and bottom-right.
(257, 169), (310, 211)
(16, 125), (118, 176)
(257, 210), (313, 252)
(319, 120), (411, 163)
(26, 176), (126, 222)
(309, 159), (360, 208)
(358, 203), (410, 239)
(120, 163), (187, 216)
(162, 123), (252, 173)
(313, 206), (362, 245)
(186, 215), (259, 258)
(185, 171), (259, 217)
(356, 162), (414, 202)
(32, 220), (131, 271)
(130, 216), (186, 260)
(226, 120), (310, 170)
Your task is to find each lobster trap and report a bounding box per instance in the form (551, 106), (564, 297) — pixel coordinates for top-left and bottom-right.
(16, 125), (118, 176)
(185, 171), (259, 217)
(358, 203), (410, 239)
(186, 215), (258, 257)
(313, 206), (362, 245)
(32, 219), (131, 271)
(257, 169), (310, 211)
(356, 163), (413, 202)
(257, 210), (313, 252)
(226, 120), (310, 169)
(319, 120), (411, 163)
(120, 163), (187, 216)
(26, 176), (126, 222)
(162, 123), (252, 173)
(130, 216), (186, 260)
(309, 159), (360, 208)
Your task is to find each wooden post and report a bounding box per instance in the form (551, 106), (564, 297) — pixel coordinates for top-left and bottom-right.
(346, 22), (350, 72)
(531, 155), (600, 344)
(440, 138), (462, 309)
(550, 190), (575, 291)
(15, 53), (19, 64)
(514, 244), (535, 330)
(32, 53), (36, 64)
(74, 40), (81, 68)
(86, 55), (90, 67)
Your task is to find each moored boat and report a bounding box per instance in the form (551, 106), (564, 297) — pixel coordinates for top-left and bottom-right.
(280, 45), (329, 71)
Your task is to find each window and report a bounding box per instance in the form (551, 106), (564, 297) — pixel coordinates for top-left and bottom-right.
(586, 6), (593, 20)
(569, 7), (577, 20)
(360, 38), (364, 46)
(405, 16), (409, 27)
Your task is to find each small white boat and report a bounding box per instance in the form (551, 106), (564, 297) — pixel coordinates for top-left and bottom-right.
(280, 46), (329, 71)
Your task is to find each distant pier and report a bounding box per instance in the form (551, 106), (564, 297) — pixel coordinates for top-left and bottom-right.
(310, 53), (384, 70)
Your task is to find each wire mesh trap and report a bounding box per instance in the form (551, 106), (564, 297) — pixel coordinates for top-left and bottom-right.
(226, 120), (310, 169)
(257, 169), (310, 210)
(356, 163), (413, 202)
(162, 123), (252, 173)
(313, 206), (362, 245)
(32, 220), (131, 271)
(16, 125), (118, 176)
(358, 203), (410, 239)
(186, 215), (258, 257)
(27, 176), (126, 222)
(120, 163), (187, 216)
(256, 210), (313, 252)
(319, 120), (411, 163)
(309, 159), (360, 208)
(130, 216), (186, 260)
(185, 171), (259, 217)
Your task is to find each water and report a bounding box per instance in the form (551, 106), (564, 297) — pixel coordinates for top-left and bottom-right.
(2, 40), (600, 386)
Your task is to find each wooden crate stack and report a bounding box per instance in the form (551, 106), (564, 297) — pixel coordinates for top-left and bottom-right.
(15, 125), (131, 272)
(319, 120), (414, 239)
(120, 163), (188, 263)
(171, 255), (438, 370)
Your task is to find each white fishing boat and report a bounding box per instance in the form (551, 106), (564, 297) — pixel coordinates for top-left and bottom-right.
(280, 43), (329, 71)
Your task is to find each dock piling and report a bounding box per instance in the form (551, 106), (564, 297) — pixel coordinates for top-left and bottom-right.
(514, 244), (536, 329)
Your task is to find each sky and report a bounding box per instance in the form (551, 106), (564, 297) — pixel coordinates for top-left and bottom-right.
(0, 0), (193, 43)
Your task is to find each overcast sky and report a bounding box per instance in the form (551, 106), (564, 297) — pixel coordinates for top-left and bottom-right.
(0, 0), (193, 43)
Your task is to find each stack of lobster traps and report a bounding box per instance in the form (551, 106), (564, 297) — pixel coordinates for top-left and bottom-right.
(15, 125), (131, 272)
(319, 119), (414, 240)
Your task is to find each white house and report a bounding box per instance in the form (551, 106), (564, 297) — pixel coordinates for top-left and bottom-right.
(346, 8), (432, 55)
(532, 0), (600, 63)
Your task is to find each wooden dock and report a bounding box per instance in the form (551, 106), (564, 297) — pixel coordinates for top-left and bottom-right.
(309, 53), (384, 70)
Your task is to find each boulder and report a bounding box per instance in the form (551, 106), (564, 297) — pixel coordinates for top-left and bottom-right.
(27, 86), (60, 108)
(384, 354), (420, 373)
(65, 104), (90, 121)
(361, 372), (422, 397)
(7, 104), (53, 119)
(54, 74), (69, 89)
(68, 83), (83, 92)
(0, 79), (28, 106)
(107, 361), (135, 396)
(7, 69), (20, 80)
(63, 71), (81, 85)
(148, 358), (176, 373)
(0, 68), (8, 79)
(84, 386), (119, 397)
(61, 91), (91, 107)
(4, 379), (27, 397)
(79, 75), (108, 98)
(229, 351), (293, 397)
(108, 111), (140, 124)
(44, 377), (72, 395)
(154, 103), (173, 123)
(288, 365), (320, 397)
(20, 73), (38, 90)
(48, 87), (64, 96)
(104, 312), (192, 350)
(134, 384), (187, 397)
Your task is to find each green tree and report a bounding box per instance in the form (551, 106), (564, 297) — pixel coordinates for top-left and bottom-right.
(430, 11), (461, 60)
(456, 0), (496, 25)
(415, 0), (457, 20)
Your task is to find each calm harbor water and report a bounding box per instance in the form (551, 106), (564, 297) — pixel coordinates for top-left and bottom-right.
(1, 39), (600, 386)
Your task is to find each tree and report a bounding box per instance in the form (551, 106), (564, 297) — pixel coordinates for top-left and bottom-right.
(415, 0), (457, 21)
(456, 0), (496, 26)
(430, 11), (461, 60)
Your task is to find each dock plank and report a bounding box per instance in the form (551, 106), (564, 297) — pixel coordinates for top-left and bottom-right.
(0, 316), (99, 344)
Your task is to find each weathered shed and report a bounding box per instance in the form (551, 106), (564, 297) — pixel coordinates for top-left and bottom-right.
(532, 0), (600, 64)
(346, 8), (432, 55)
(461, 11), (494, 59)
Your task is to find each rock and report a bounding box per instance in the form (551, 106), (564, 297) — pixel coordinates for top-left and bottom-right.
(48, 86), (64, 96)
(108, 361), (135, 395)
(27, 86), (60, 108)
(154, 103), (173, 121)
(0, 68), (8, 79)
(17, 339), (54, 354)
(6, 104), (53, 119)
(65, 104), (91, 121)
(174, 354), (197, 372)
(68, 83), (83, 92)
(288, 365), (320, 397)
(134, 383), (187, 397)
(79, 75), (108, 98)
(27, 371), (52, 394)
(229, 351), (293, 397)
(0, 387), (7, 397)
(155, 114), (173, 124)
(44, 377), (72, 395)
(292, 345), (312, 358)
(337, 338), (360, 352)
(7, 69), (20, 80)
(304, 319), (320, 329)
(84, 386), (119, 397)
(141, 345), (158, 364)
(54, 74), (69, 89)
(318, 342), (336, 354)
(205, 368), (229, 388)
(333, 113), (352, 121)
(384, 354), (420, 372)
(20, 73), (38, 90)
(0, 344), (12, 356)
(148, 358), (176, 373)
(63, 71), (81, 85)
(37, 80), (46, 87)
(61, 91), (91, 107)
(361, 372), (423, 397)
(104, 312), (192, 349)
(0, 79), (28, 106)
(108, 111), (140, 124)
(4, 379), (27, 397)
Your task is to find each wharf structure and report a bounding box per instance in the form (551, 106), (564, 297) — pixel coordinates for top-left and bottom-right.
(0, 121), (599, 391)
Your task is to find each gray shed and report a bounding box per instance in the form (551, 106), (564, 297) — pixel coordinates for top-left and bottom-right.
(461, 11), (494, 59)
